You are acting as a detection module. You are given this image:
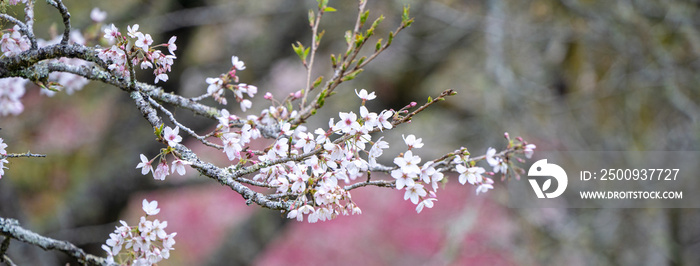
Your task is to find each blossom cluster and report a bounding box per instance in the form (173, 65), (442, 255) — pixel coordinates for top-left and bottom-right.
(0, 77), (27, 116)
(5, 0), (27, 6)
(98, 24), (177, 83)
(390, 135), (443, 213)
(0, 9), (105, 117)
(201, 88), (394, 222)
(0, 25), (30, 57)
(203, 86), (536, 219)
(0, 30), (90, 116)
(102, 199), (176, 266)
(205, 56), (256, 111)
(0, 25), (31, 116)
(136, 126), (191, 181)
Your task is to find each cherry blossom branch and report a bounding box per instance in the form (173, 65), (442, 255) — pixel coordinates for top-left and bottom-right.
(2, 152), (46, 159)
(0, 14), (37, 50)
(147, 97), (223, 149)
(292, 2), (413, 125)
(0, 217), (110, 266)
(231, 89), (455, 186)
(394, 89), (456, 125)
(0, 0), (537, 232)
(130, 91), (291, 210)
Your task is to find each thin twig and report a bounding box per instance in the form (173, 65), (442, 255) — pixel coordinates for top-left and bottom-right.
(189, 91), (213, 102)
(345, 180), (394, 191)
(3, 152), (46, 158)
(300, 4), (325, 108)
(147, 97), (223, 149)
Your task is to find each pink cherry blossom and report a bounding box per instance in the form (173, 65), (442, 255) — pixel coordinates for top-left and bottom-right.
(456, 165), (485, 185)
(264, 92), (273, 100)
(335, 111), (360, 134)
(231, 55), (246, 70)
(0, 138), (6, 155)
(377, 110), (393, 130)
(272, 138), (289, 157)
(240, 99), (252, 112)
(154, 161), (169, 180)
(476, 183), (494, 195)
(524, 144), (536, 159)
(171, 159), (190, 175)
(135, 33), (153, 50)
(90, 8), (107, 22)
(485, 147), (498, 166)
(103, 24), (119, 42)
(162, 126), (182, 147)
(391, 169), (415, 190)
(402, 134), (424, 149)
(404, 183), (427, 204)
(294, 132), (317, 153)
(394, 150), (421, 175)
(167, 36), (177, 55)
(0, 158), (7, 179)
(416, 198), (437, 213)
(222, 133), (242, 160)
(368, 137), (389, 167)
(136, 154), (153, 175)
(127, 24), (140, 38)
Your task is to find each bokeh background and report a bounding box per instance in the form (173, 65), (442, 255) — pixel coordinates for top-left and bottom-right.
(1, 0), (700, 265)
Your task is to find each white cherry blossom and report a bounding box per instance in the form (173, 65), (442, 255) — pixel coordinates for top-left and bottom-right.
(355, 89), (376, 101)
(142, 199), (160, 216)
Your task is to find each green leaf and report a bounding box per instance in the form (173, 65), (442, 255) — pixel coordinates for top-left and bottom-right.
(360, 10), (370, 26)
(330, 54), (337, 68)
(370, 15), (385, 31)
(318, 0), (329, 9)
(341, 69), (364, 82)
(357, 56), (366, 66)
(313, 76), (323, 88)
(402, 5), (414, 28)
(354, 33), (365, 48)
(308, 10), (315, 27)
(316, 89), (328, 107)
(402, 5), (410, 23)
(427, 96), (433, 103)
(324, 6), (337, 12)
(316, 30), (325, 45)
(292, 42), (307, 62)
(387, 31), (394, 46)
(155, 123), (164, 137)
(375, 38), (383, 51)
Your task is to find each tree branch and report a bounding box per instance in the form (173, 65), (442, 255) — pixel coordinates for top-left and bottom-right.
(45, 0), (71, 46)
(0, 217), (110, 266)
